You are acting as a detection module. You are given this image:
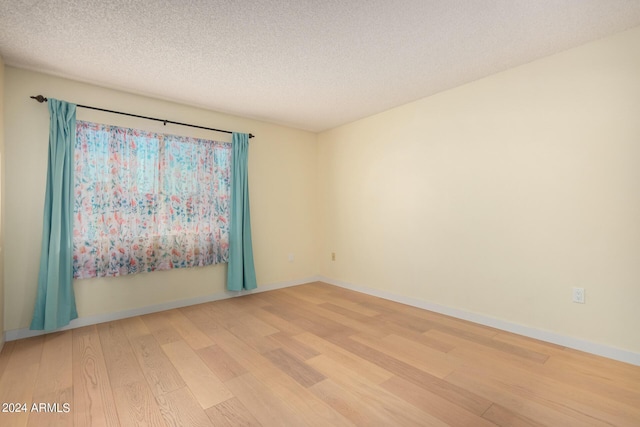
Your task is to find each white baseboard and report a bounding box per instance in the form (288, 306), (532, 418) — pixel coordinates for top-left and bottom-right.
(5, 275), (320, 342)
(318, 276), (640, 367)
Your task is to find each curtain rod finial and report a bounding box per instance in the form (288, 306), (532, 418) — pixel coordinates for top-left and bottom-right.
(30, 95), (48, 103)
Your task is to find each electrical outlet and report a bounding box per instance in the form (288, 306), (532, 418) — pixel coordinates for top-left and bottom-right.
(572, 287), (585, 304)
(288, 253), (294, 262)
(331, 252), (336, 261)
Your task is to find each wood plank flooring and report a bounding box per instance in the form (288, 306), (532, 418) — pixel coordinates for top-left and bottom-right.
(0, 282), (639, 426)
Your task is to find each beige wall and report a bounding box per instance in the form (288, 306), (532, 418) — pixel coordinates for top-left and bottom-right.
(4, 67), (318, 331)
(0, 55), (5, 347)
(318, 27), (640, 353)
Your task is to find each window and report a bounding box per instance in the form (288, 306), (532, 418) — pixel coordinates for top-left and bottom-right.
(73, 121), (231, 278)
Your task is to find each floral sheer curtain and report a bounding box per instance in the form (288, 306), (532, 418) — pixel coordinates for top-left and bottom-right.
(73, 121), (231, 278)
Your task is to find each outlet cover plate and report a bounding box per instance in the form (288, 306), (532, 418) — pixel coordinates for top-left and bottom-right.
(572, 287), (585, 304)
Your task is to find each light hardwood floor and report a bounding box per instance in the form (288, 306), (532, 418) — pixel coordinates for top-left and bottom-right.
(0, 282), (639, 426)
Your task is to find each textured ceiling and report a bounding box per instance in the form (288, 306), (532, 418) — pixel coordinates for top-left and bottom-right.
(2, 1), (640, 132)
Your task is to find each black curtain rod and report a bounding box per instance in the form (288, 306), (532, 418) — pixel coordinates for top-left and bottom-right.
(30, 95), (254, 138)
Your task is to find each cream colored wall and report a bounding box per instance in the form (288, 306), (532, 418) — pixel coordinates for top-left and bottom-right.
(4, 67), (318, 331)
(318, 27), (640, 353)
(0, 55), (5, 347)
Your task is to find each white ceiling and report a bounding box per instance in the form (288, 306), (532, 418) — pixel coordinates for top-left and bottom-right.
(2, 1), (640, 132)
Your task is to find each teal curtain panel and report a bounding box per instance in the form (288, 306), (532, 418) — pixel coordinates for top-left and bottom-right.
(226, 132), (257, 291)
(30, 99), (79, 330)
